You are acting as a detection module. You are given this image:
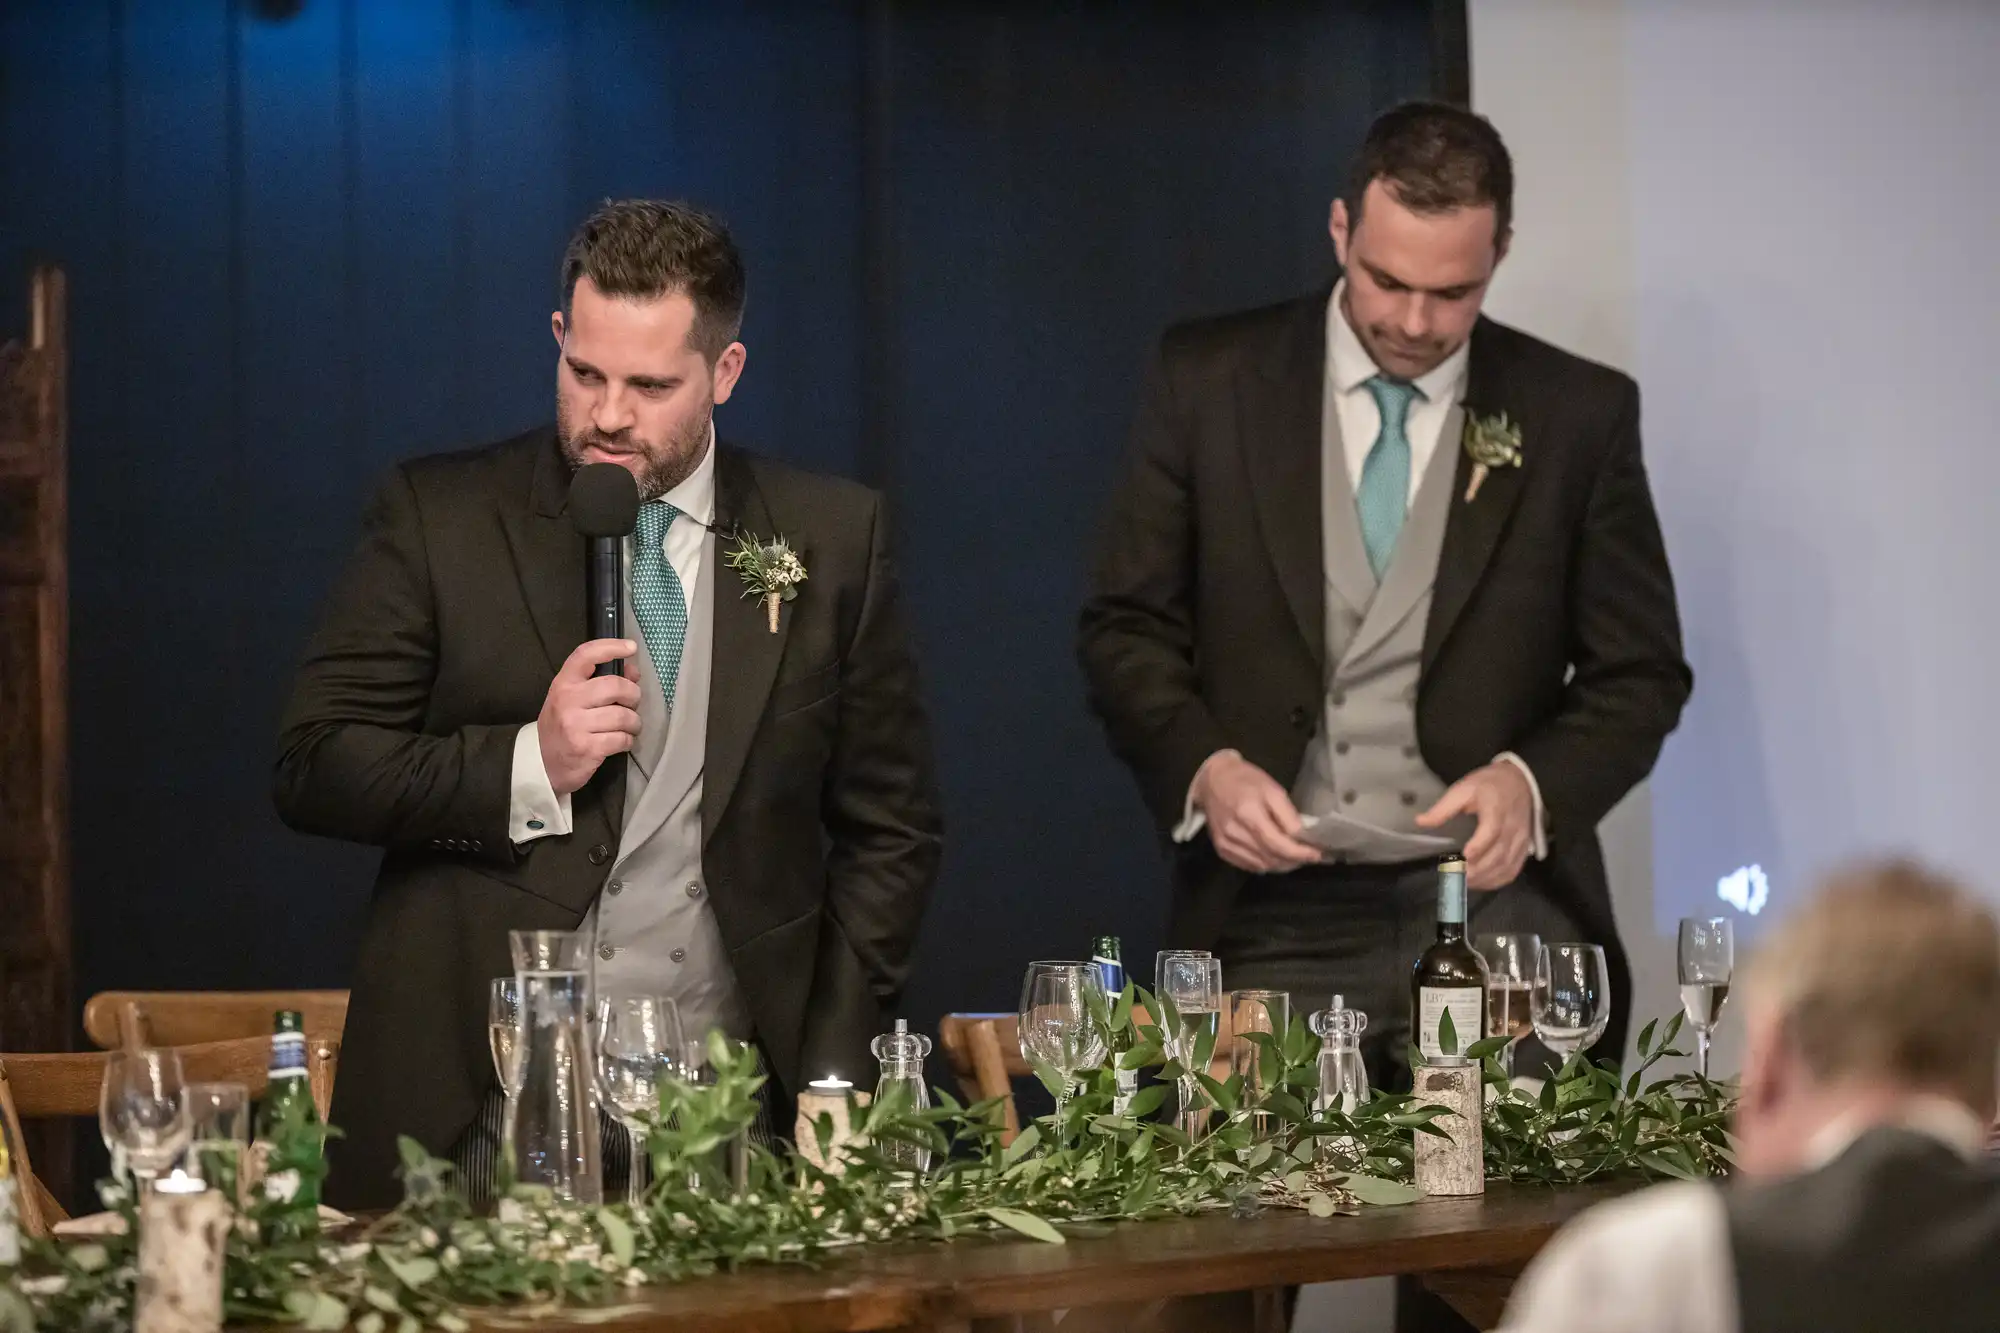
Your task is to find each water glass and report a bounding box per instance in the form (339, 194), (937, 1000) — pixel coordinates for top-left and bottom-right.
(1532, 943), (1611, 1061)
(1677, 916), (1734, 1078)
(1017, 961), (1109, 1127)
(184, 1081), (250, 1201)
(1227, 990), (1290, 1135)
(100, 1048), (191, 1190)
(1154, 950), (1223, 1138)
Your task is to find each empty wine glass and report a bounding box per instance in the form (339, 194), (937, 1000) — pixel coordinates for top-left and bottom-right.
(1476, 932), (1541, 1079)
(1677, 917), (1734, 1079)
(489, 976), (524, 1094)
(1017, 961), (1109, 1128)
(1532, 943), (1611, 1062)
(100, 1048), (191, 1193)
(1154, 950), (1223, 1138)
(594, 993), (686, 1206)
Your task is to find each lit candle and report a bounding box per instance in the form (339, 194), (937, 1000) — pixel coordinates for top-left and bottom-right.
(153, 1169), (207, 1196)
(796, 1076), (867, 1174)
(808, 1075), (853, 1092)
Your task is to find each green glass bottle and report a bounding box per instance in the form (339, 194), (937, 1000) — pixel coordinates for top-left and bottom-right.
(255, 1009), (323, 1233)
(1091, 935), (1139, 1114)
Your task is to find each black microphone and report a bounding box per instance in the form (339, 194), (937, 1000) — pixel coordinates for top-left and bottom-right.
(568, 463), (641, 678)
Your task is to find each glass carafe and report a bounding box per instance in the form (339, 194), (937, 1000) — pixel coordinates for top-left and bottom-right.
(869, 1019), (933, 1176)
(502, 930), (603, 1203)
(1309, 994), (1370, 1163)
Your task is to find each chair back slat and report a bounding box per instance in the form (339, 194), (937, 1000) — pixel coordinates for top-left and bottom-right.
(0, 1063), (52, 1237)
(82, 990), (349, 1051)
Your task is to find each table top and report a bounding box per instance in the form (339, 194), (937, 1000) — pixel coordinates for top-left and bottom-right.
(462, 1182), (1635, 1333)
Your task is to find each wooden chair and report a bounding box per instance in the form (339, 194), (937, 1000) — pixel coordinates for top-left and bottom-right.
(81, 989), (349, 1052)
(939, 1005), (1174, 1148)
(0, 1062), (63, 1239)
(0, 1034), (342, 1226)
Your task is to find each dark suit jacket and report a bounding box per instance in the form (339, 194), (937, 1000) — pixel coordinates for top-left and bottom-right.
(1078, 285), (1691, 1042)
(275, 428), (943, 1206)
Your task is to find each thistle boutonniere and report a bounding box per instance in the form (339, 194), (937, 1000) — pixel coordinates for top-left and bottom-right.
(724, 530), (808, 633)
(1461, 409), (1524, 503)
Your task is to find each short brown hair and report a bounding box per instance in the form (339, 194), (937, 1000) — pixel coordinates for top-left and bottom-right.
(1346, 101), (1513, 240)
(559, 199), (746, 361)
(1745, 859), (2000, 1112)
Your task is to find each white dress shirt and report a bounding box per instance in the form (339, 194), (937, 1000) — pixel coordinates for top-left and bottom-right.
(1178, 285), (1547, 857)
(508, 428), (717, 844)
(1499, 1097), (1993, 1333)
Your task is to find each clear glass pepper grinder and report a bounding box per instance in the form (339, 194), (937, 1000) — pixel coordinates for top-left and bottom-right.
(1309, 994), (1371, 1162)
(869, 1018), (934, 1176)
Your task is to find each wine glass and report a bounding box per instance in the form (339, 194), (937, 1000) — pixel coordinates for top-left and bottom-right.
(594, 993), (686, 1206)
(1677, 917), (1734, 1079)
(1017, 961), (1109, 1128)
(1475, 932), (1541, 1079)
(184, 1081), (251, 1201)
(1227, 990), (1289, 1137)
(100, 1048), (191, 1193)
(1154, 950), (1223, 1138)
(489, 976), (524, 1094)
(1532, 943), (1611, 1062)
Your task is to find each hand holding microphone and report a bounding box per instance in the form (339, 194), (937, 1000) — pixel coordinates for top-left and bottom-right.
(537, 463), (643, 795)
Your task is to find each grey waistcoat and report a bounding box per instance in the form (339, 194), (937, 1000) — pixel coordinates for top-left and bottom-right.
(1290, 384), (1476, 860)
(580, 530), (753, 1048)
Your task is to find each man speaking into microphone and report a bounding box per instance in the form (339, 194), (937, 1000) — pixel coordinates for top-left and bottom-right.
(275, 200), (942, 1206)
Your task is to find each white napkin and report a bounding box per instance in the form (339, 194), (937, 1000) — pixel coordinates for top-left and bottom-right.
(1296, 810), (1457, 861)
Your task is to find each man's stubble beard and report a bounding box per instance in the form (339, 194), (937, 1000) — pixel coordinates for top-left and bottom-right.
(557, 398), (714, 501)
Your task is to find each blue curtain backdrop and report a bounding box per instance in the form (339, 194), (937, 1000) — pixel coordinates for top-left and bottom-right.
(0, 0), (1441, 1060)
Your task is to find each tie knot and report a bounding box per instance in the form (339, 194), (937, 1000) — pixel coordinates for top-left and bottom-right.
(635, 500), (682, 546)
(1366, 375), (1421, 427)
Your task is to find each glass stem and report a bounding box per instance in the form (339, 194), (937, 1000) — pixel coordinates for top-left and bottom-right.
(1697, 1029), (1711, 1080)
(626, 1121), (645, 1208)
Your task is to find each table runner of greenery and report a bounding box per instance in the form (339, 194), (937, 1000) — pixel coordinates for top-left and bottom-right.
(0, 996), (1729, 1332)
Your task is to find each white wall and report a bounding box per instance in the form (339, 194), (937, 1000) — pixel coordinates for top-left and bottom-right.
(1469, 0), (2000, 1079)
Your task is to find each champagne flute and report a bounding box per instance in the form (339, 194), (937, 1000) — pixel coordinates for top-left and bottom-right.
(100, 1048), (191, 1193)
(1154, 950), (1222, 1138)
(594, 993), (686, 1206)
(184, 1081), (251, 1202)
(489, 976), (524, 1094)
(1475, 932), (1541, 1079)
(1017, 961), (1109, 1129)
(1677, 917), (1734, 1079)
(1531, 943), (1611, 1062)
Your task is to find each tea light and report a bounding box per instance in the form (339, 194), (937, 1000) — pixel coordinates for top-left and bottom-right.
(154, 1169), (207, 1196)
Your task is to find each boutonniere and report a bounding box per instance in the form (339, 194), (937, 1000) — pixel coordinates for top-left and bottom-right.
(723, 530), (808, 633)
(1461, 409), (1524, 503)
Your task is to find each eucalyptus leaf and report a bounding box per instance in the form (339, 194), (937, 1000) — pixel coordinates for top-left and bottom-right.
(984, 1208), (1066, 1244)
(1337, 1174), (1425, 1206)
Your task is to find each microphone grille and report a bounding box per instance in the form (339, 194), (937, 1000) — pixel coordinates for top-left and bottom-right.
(569, 462), (641, 537)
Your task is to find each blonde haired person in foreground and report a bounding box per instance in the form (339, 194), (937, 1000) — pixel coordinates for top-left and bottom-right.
(1501, 859), (2000, 1333)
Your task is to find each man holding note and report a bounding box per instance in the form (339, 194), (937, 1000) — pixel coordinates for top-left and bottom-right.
(1078, 102), (1690, 1085)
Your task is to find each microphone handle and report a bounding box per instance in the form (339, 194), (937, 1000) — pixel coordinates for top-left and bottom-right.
(586, 535), (625, 678)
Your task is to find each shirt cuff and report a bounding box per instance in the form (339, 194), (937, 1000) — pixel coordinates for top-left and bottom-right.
(1171, 749), (1238, 844)
(1494, 751), (1549, 860)
(510, 723), (573, 844)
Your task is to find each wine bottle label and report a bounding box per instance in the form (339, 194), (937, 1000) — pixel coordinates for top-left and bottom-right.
(269, 1030), (309, 1079)
(0, 1178), (18, 1265)
(1112, 1067), (1139, 1115)
(1418, 987), (1484, 1062)
(1092, 953), (1125, 996)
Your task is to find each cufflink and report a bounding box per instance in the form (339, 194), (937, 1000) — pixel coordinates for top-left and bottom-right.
(527, 819), (545, 831)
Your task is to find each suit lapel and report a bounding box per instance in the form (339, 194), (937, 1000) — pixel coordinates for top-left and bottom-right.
(1423, 321), (1530, 674)
(1239, 287), (1333, 670)
(501, 432), (625, 841)
(702, 445), (791, 848)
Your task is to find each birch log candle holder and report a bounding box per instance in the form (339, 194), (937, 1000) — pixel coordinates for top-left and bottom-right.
(1412, 1062), (1484, 1197)
(136, 1177), (230, 1333)
(795, 1077), (869, 1175)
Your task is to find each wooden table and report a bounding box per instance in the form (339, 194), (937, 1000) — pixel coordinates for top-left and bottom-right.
(463, 1183), (1633, 1333)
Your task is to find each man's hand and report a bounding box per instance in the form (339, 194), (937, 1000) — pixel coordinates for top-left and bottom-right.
(1193, 751), (1322, 874)
(1416, 761), (1534, 890)
(538, 639), (641, 796)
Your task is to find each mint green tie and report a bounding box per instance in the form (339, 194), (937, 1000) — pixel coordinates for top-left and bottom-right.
(631, 501), (688, 711)
(1356, 376), (1421, 579)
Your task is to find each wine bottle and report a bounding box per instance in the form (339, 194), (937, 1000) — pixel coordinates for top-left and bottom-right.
(1412, 854), (1489, 1064)
(1091, 935), (1139, 1114)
